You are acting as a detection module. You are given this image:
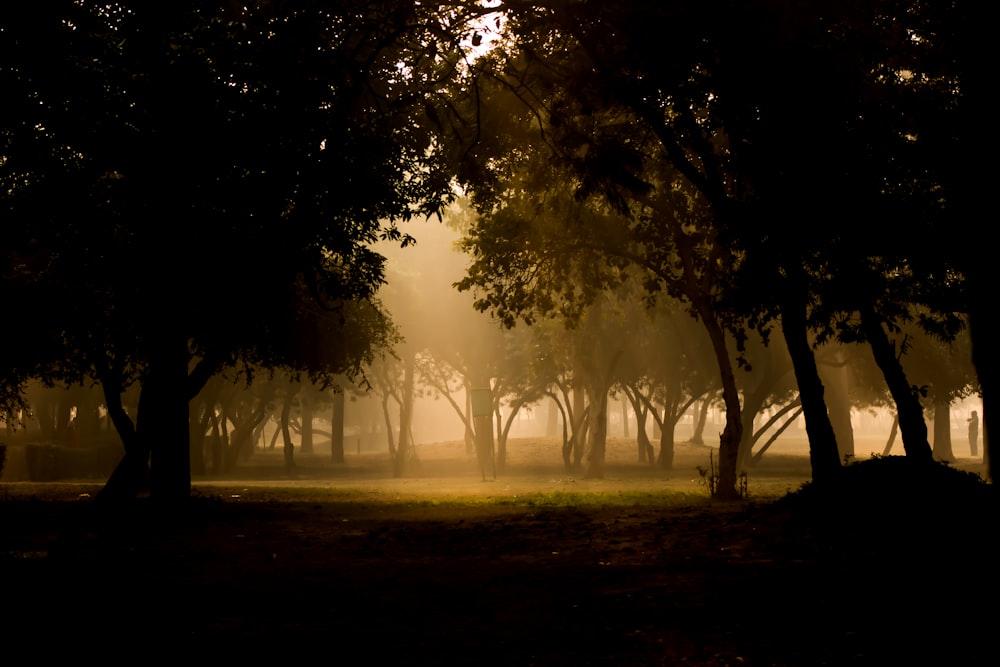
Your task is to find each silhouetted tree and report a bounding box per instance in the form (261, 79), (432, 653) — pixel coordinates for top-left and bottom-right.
(0, 1), (480, 502)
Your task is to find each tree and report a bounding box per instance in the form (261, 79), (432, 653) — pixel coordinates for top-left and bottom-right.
(615, 295), (719, 470)
(468, 0), (978, 494)
(457, 35), (753, 497)
(1, 1), (481, 502)
(897, 322), (978, 462)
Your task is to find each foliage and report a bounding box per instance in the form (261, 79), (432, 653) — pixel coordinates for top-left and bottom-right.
(1, 1), (485, 499)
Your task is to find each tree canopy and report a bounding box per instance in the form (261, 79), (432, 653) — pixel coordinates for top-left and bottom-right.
(1, 1), (484, 501)
(1, 1), (990, 500)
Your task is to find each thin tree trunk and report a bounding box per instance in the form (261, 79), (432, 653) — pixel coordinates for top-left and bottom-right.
(860, 308), (933, 463)
(571, 387), (588, 471)
(546, 391), (572, 471)
(620, 395), (630, 439)
(883, 413), (899, 456)
(280, 394), (295, 473)
(209, 410), (223, 474)
(781, 294), (842, 482)
(584, 388), (608, 479)
(330, 389), (345, 463)
(657, 414), (675, 470)
(932, 397), (955, 462)
(751, 406), (803, 464)
(381, 394), (397, 460)
(690, 393), (714, 445)
(300, 392), (314, 455)
(818, 350), (856, 460)
(394, 355), (415, 477)
(465, 389), (476, 454)
(96, 365), (147, 502)
(625, 385), (654, 464)
(751, 397), (801, 449)
(697, 303), (743, 499)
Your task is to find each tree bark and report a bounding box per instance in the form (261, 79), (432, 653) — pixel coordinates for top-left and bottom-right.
(381, 393), (397, 460)
(818, 351), (855, 461)
(465, 389), (477, 454)
(96, 366), (148, 502)
(690, 395), (712, 446)
(931, 396), (955, 462)
(584, 387), (608, 479)
(570, 386), (588, 471)
(299, 391), (314, 455)
(696, 303), (742, 499)
(393, 354), (415, 477)
(330, 389), (345, 463)
(780, 295), (842, 482)
(882, 414), (899, 456)
(280, 393), (295, 473)
(751, 404), (803, 464)
(860, 308), (933, 463)
(624, 385), (654, 464)
(620, 395), (630, 439)
(657, 415), (675, 470)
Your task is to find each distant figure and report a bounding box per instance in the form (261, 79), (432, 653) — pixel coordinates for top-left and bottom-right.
(967, 410), (979, 457)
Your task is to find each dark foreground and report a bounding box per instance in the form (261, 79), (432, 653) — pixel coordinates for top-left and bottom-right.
(1, 456), (995, 666)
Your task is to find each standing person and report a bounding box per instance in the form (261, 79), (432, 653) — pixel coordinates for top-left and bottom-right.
(968, 410), (980, 457)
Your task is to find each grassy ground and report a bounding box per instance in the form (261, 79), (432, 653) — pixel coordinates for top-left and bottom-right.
(1, 437), (994, 664)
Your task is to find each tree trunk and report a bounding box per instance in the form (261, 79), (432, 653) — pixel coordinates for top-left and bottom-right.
(96, 369), (148, 502)
(381, 394), (397, 460)
(463, 389), (477, 454)
(138, 329), (192, 504)
(584, 387), (608, 479)
(751, 404), (803, 464)
(330, 389), (345, 463)
(570, 387), (587, 471)
(280, 393), (295, 473)
(300, 392), (314, 455)
(209, 410), (223, 474)
(691, 395), (712, 446)
(625, 386), (654, 464)
(189, 381), (222, 477)
(737, 385), (768, 474)
(637, 412), (653, 464)
(546, 396), (560, 438)
(882, 414), (899, 456)
(657, 413), (675, 470)
(818, 350), (855, 461)
(464, 389), (476, 454)
(620, 395), (630, 439)
(546, 392), (572, 471)
(393, 355), (415, 477)
(931, 397), (955, 462)
(188, 400), (208, 476)
(860, 308), (933, 463)
(697, 304), (743, 499)
(497, 399), (526, 473)
(780, 296), (842, 482)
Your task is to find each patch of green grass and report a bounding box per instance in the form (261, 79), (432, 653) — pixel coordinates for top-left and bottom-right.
(456, 489), (711, 509)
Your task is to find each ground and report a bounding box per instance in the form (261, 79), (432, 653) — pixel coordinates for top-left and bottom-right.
(0, 437), (994, 665)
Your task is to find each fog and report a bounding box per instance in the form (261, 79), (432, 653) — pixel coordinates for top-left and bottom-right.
(0, 213), (983, 481)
